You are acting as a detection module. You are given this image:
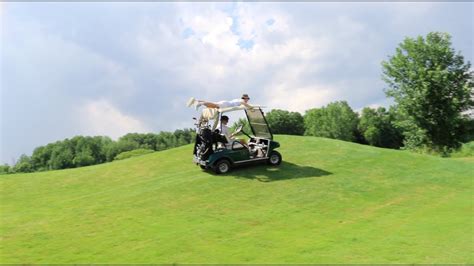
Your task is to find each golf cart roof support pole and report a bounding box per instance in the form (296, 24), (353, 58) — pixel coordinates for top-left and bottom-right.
(260, 109), (273, 139)
(244, 109), (257, 139)
(212, 111), (220, 131)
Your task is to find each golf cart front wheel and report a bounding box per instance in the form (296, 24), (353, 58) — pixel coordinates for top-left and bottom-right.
(267, 151), (282, 166)
(214, 159), (231, 174)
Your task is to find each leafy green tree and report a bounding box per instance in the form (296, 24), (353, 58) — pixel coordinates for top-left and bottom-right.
(382, 32), (474, 152)
(73, 148), (95, 167)
(459, 113), (474, 142)
(71, 136), (111, 165)
(50, 141), (74, 170)
(174, 129), (193, 146)
(105, 142), (120, 162)
(304, 101), (359, 141)
(93, 136), (113, 163)
(266, 109), (305, 135)
(0, 164), (11, 175)
(156, 132), (176, 150)
(358, 107), (403, 148)
(120, 133), (155, 150)
(31, 144), (53, 171)
(12, 154), (33, 173)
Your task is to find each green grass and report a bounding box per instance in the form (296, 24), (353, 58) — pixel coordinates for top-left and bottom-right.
(114, 148), (155, 161)
(1, 135), (472, 263)
(451, 141), (474, 158)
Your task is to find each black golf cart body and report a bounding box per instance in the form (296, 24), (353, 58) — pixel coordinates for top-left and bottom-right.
(193, 107), (282, 174)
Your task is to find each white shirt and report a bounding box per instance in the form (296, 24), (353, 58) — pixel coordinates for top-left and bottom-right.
(228, 98), (243, 107)
(217, 99), (243, 108)
(221, 124), (232, 142)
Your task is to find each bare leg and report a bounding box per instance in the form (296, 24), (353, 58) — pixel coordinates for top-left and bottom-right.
(201, 102), (220, 109)
(195, 100), (220, 109)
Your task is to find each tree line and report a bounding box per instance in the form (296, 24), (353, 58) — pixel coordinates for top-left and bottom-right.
(266, 103), (405, 149)
(0, 129), (195, 174)
(266, 100), (472, 154)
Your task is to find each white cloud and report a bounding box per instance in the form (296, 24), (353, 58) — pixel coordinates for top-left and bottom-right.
(265, 84), (338, 113)
(77, 100), (150, 139)
(132, 3), (333, 109)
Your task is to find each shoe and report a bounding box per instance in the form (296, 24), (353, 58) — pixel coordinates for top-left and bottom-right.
(187, 97), (196, 107)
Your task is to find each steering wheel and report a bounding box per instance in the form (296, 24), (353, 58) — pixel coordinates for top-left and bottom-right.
(233, 123), (252, 139)
(234, 124), (244, 134)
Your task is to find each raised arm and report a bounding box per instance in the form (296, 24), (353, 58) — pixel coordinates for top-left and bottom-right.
(241, 102), (254, 109)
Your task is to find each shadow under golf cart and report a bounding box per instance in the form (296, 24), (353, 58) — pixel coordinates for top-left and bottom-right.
(223, 161), (332, 182)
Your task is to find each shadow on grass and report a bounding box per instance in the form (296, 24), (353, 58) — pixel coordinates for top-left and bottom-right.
(227, 161), (332, 182)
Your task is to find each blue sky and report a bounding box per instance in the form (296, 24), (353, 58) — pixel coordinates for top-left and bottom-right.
(1, 2), (473, 164)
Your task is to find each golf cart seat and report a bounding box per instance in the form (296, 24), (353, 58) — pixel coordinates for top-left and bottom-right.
(229, 140), (248, 150)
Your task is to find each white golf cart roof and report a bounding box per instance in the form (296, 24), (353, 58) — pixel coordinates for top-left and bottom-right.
(218, 105), (265, 113)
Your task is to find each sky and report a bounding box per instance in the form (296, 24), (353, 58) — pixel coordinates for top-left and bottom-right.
(1, 2), (473, 164)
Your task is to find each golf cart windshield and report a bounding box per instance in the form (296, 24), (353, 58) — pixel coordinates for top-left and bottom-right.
(245, 108), (273, 140)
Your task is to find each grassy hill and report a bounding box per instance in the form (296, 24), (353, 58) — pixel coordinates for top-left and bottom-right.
(1, 135), (472, 263)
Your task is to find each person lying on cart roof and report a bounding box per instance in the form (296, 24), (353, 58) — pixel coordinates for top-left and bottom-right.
(187, 94), (253, 111)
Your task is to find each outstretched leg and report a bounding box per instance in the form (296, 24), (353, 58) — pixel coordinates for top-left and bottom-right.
(187, 97), (221, 110)
(199, 101), (220, 109)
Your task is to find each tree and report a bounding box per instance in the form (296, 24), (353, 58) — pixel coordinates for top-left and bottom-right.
(304, 101), (359, 141)
(73, 148), (95, 167)
(119, 133), (155, 150)
(174, 129), (194, 146)
(93, 136), (113, 164)
(266, 109), (305, 135)
(156, 132), (176, 149)
(49, 141), (74, 170)
(115, 139), (140, 154)
(459, 115), (474, 142)
(358, 107), (403, 148)
(0, 164), (11, 175)
(382, 32), (474, 152)
(12, 154), (33, 173)
(30, 144), (53, 171)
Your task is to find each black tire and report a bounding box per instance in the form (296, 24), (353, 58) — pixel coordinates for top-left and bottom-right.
(214, 159), (231, 174)
(267, 151), (282, 166)
(200, 165), (207, 170)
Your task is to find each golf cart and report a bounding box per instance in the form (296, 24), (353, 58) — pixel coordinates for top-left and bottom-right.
(193, 106), (282, 174)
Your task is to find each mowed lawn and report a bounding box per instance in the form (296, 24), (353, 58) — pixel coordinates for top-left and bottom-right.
(1, 135), (472, 263)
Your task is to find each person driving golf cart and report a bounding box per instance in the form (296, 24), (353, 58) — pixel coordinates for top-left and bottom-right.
(219, 115), (246, 149)
(219, 115), (236, 143)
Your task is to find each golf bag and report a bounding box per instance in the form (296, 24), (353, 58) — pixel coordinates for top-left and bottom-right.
(193, 127), (228, 160)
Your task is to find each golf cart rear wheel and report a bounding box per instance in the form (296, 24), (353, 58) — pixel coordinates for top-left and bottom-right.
(267, 151), (282, 166)
(214, 159), (231, 174)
